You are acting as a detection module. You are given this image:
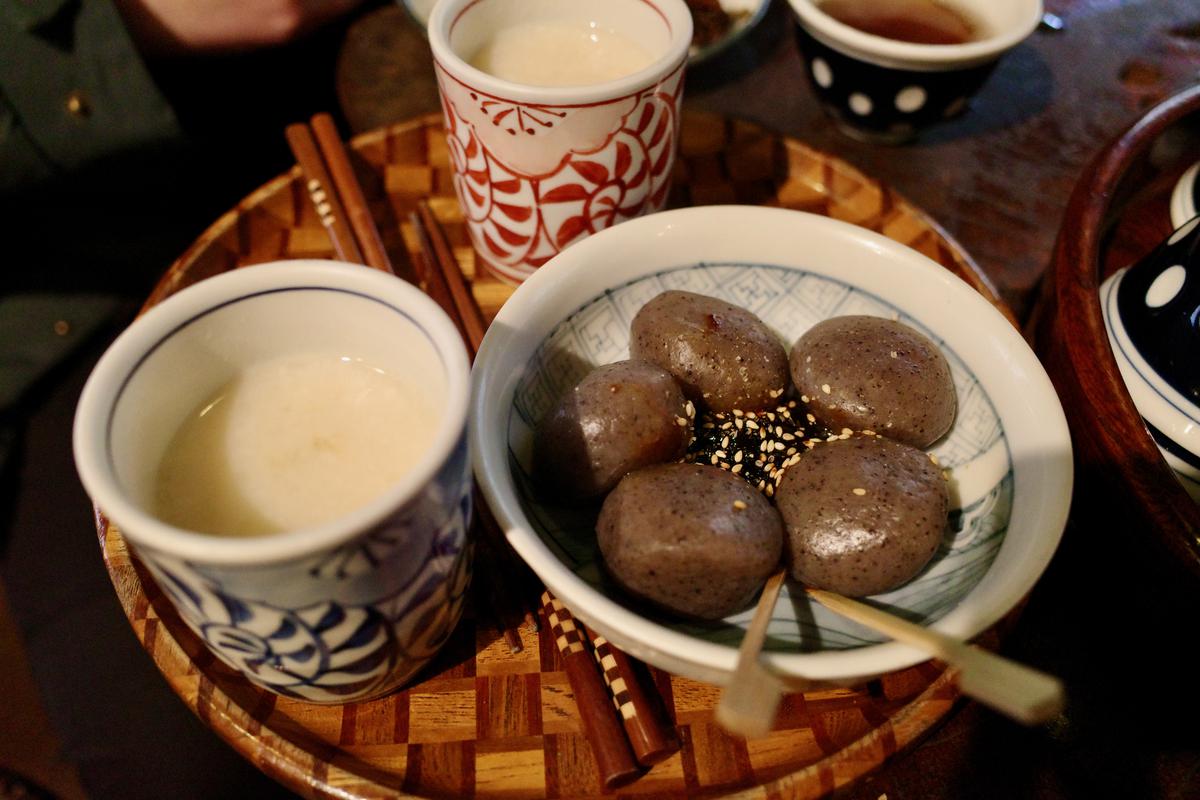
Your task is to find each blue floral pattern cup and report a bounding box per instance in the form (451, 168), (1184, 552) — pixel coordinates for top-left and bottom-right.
(74, 261), (473, 703)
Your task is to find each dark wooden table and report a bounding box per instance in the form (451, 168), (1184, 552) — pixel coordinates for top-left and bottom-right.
(334, 2), (1200, 797)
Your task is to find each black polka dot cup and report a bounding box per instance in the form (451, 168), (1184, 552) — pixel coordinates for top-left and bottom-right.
(1100, 215), (1200, 502)
(787, 0), (1043, 144)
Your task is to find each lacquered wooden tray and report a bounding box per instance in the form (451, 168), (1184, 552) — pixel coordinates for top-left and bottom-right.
(101, 111), (1013, 799)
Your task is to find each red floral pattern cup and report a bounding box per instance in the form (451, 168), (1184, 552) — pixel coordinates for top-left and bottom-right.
(428, 0), (693, 284)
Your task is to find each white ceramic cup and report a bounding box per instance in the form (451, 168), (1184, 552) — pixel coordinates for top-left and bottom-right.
(73, 260), (473, 703)
(428, 0), (693, 284)
(788, 0), (1043, 143)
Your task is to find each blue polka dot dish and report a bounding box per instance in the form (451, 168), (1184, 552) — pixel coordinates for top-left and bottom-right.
(1101, 214), (1200, 502)
(470, 206), (1074, 686)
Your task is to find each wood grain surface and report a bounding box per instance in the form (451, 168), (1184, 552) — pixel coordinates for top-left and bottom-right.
(1031, 85), (1200, 586)
(104, 111), (1022, 799)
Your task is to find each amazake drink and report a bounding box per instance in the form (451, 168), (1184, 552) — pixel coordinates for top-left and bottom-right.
(467, 19), (656, 86)
(154, 351), (439, 537)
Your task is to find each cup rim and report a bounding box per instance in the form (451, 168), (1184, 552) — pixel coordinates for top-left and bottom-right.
(72, 260), (472, 566)
(788, 0), (1043, 70)
(428, 0), (693, 105)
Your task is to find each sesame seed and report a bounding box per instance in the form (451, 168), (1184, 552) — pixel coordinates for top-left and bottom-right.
(731, 463), (743, 474)
(774, 441), (786, 451)
(890, 351), (898, 359)
(734, 451), (743, 462)
(841, 428), (853, 436)
(839, 432), (851, 440)
(821, 384), (831, 394)
(685, 401), (695, 419)
(787, 447), (797, 455)
(746, 411), (757, 420)
(710, 455), (719, 465)
(735, 419), (745, 429)
(782, 433), (795, 441)
(765, 484), (775, 497)
(746, 419), (760, 430)
(853, 488), (867, 496)
(929, 454), (940, 465)
(676, 416), (689, 427)
(721, 436), (730, 448)
(733, 409), (744, 417)
(826, 435), (839, 442)
(806, 413), (816, 423)
(733, 500), (748, 511)
(801, 394), (810, 403)
(862, 429), (876, 436)
(714, 450), (727, 459)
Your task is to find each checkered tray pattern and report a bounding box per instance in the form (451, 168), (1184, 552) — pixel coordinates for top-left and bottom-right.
(100, 112), (1010, 799)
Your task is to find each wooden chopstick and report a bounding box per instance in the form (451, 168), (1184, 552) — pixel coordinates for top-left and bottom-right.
(583, 624), (681, 766)
(542, 592), (642, 790)
(415, 201), (488, 351)
(284, 122), (364, 265)
(289, 121), (675, 784)
(309, 113), (396, 276)
(410, 202), (681, 771)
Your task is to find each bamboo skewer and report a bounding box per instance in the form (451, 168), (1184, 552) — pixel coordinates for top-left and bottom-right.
(807, 588), (1065, 725)
(716, 568), (1066, 738)
(715, 569), (789, 739)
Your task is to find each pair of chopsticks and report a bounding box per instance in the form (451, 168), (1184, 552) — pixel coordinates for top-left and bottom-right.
(285, 114), (680, 789)
(408, 199), (680, 788)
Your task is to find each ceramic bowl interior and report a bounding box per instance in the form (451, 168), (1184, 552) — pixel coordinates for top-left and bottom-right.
(471, 205), (1073, 685)
(402, 0), (767, 66)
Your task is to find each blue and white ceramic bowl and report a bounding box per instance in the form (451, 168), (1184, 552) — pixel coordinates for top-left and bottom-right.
(74, 261), (473, 703)
(1101, 215), (1200, 502)
(471, 205), (1073, 686)
(787, 0), (1042, 144)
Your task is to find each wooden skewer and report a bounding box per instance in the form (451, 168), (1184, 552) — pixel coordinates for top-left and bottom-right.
(542, 592), (643, 790)
(806, 588), (1066, 725)
(715, 569), (789, 739)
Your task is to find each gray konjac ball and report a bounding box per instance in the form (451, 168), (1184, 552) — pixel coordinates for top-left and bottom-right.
(533, 360), (693, 499)
(790, 315), (956, 447)
(630, 290), (790, 412)
(597, 463), (784, 620)
(775, 435), (949, 597)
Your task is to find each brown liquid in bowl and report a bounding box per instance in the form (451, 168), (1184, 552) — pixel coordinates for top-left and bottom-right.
(818, 0), (977, 45)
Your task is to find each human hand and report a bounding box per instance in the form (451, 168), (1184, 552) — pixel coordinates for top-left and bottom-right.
(114, 0), (367, 55)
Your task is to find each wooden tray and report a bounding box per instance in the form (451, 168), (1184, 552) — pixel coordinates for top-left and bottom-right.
(103, 111), (1012, 799)
(1030, 84), (1200, 590)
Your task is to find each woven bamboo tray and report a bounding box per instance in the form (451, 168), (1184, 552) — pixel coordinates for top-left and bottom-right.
(103, 111), (1011, 799)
